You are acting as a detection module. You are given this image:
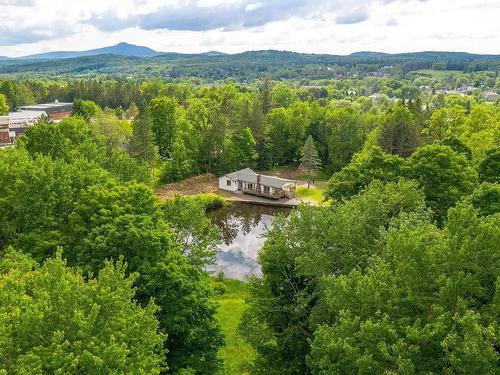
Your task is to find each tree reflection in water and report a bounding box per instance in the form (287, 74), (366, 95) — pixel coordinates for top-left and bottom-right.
(207, 203), (291, 280)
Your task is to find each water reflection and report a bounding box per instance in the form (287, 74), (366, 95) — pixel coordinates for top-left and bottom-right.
(207, 203), (291, 280)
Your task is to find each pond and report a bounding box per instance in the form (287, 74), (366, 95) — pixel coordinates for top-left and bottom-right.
(207, 203), (291, 280)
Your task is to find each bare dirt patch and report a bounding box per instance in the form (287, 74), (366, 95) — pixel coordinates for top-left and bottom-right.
(155, 173), (220, 199)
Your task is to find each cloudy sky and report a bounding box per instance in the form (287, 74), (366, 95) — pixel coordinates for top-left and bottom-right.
(1, 0), (499, 57)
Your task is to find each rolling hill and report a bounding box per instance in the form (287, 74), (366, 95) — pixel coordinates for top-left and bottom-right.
(0, 46), (498, 81)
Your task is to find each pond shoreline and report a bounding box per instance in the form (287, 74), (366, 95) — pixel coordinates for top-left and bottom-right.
(224, 194), (300, 208)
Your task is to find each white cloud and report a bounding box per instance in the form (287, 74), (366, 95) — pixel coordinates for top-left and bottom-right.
(0, 0), (498, 56)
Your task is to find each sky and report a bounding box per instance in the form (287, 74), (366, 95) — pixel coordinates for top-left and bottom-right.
(1, 0), (499, 57)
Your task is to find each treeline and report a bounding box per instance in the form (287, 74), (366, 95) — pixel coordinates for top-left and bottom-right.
(1, 70), (498, 112)
(1, 79), (498, 186)
(128, 81), (498, 184)
(0, 115), (226, 373)
(1, 50), (499, 80)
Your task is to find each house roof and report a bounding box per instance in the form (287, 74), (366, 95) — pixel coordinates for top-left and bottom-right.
(226, 167), (257, 181)
(225, 168), (295, 189)
(18, 101), (73, 115)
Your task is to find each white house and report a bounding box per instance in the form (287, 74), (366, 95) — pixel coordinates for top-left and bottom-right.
(219, 168), (296, 199)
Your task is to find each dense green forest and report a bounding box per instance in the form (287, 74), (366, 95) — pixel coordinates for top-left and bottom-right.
(0, 74), (498, 374)
(1, 50), (499, 81)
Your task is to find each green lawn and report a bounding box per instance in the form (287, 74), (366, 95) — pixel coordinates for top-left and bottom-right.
(213, 279), (255, 375)
(296, 182), (327, 205)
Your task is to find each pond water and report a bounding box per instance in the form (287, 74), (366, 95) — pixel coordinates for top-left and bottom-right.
(207, 203), (291, 280)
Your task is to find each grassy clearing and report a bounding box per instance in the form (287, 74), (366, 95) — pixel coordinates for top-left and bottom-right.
(296, 182), (327, 205)
(413, 69), (461, 78)
(212, 278), (255, 375)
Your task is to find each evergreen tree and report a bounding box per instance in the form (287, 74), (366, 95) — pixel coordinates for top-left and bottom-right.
(260, 79), (272, 114)
(299, 135), (322, 188)
(129, 109), (159, 169)
(125, 101), (139, 119)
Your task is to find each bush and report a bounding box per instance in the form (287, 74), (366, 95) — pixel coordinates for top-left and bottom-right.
(196, 193), (226, 211)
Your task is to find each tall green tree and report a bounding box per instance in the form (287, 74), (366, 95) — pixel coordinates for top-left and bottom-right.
(149, 96), (182, 157)
(72, 99), (101, 121)
(325, 146), (404, 201)
(242, 180), (429, 375)
(323, 107), (368, 172)
(378, 105), (421, 157)
(230, 127), (259, 171)
(478, 146), (500, 183)
(162, 137), (195, 182)
(66, 182), (224, 374)
(129, 109), (159, 168)
(299, 135), (322, 188)
(0, 248), (165, 374)
(406, 144), (478, 224)
(271, 82), (296, 108)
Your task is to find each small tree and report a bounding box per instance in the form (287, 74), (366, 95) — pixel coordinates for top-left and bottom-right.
(72, 99), (100, 121)
(125, 101), (139, 119)
(0, 93), (9, 115)
(299, 135), (322, 188)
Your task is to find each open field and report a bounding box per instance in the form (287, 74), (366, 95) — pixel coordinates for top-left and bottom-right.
(213, 279), (255, 375)
(412, 69), (462, 78)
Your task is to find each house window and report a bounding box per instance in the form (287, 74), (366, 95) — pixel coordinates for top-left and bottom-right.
(248, 183), (253, 190)
(263, 186), (270, 194)
(226, 180), (232, 187)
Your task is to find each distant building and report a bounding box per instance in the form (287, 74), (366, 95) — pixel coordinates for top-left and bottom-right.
(0, 116), (11, 146)
(8, 110), (47, 139)
(456, 85), (474, 95)
(484, 91), (499, 102)
(219, 168), (296, 199)
(18, 100), (72, 122)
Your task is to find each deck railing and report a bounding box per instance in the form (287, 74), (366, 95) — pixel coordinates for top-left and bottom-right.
(242, 187), (284, 200)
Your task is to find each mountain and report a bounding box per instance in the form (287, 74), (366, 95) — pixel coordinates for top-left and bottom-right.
(200, 51), (227, 57)
(350, 51), (390, 57)
(19, 42), (162, 60)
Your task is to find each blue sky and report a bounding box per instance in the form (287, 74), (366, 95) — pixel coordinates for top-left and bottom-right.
(1, 0), (498, 57)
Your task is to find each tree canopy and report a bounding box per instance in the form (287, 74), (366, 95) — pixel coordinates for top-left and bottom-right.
(0, 248), (165, 374)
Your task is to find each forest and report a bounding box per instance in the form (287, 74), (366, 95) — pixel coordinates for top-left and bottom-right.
(0, 73), (498, 374)
(1, 50), (499, 81)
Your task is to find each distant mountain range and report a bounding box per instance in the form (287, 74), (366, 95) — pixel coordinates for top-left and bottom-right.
(7, 42), (498, 61)
(13, 42), (227, 60)
(1, 43), (498, 81)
